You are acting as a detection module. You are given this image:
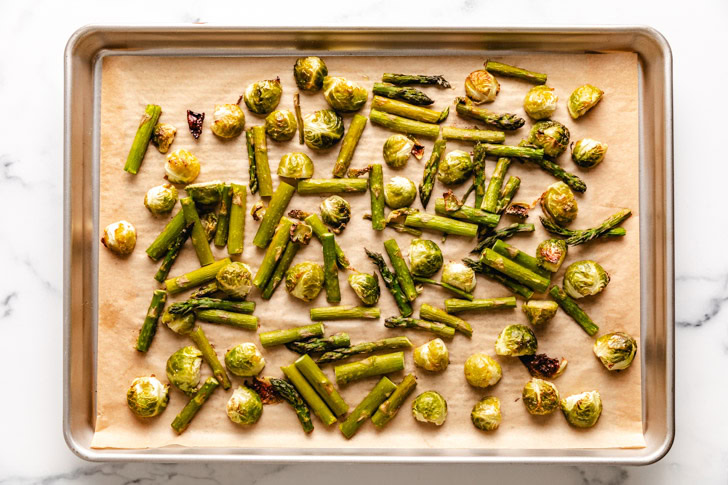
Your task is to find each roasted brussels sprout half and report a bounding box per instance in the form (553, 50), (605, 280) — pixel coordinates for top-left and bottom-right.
(412, 391), (447, 426)
(571, 138), (608, 168)
(200, 211), (217, 241)
(216, 262), (254, 300)
(211, 104), (245, 138)
(101, 220), (137, 256)
(323, 76), (368, 112)
(126, 376), (169, 418)
(320, 195), (351, 233)
(165, 149), (201, 184)
(152, 122), (176, 153)
(384, 176), (417, 209)
(285, 261), (325, 302)
(495, 324), (537, 357)
(523, 85), (558, 120)
(383, 134), (416, 169)
(226, 386), (263, 426)
(560, 390), (602, 428)
(441, 261), (476, 293)
(348, 272), (381, 306)
(265, 110), (297, 142)
(541, 181), (578, 225)
(593, 332), (637, 371)
(471, 396), (501, 431)
(185, 180), (222, 207)
(408, 239), (443, 277)
(166, 346), (203, 396)
(144, 184), (179, 215)
(464, 353), (502, 388)
(437, 150), (473, 186)
(293, 56), (328, 92)
(161, 308), (195, 335)
(563, 260), (610, 299)
(522, 378), (560, 415)
(303, 109), (345, 150)
(536, 238), (568, 272)
(527, 120), (570, 158)
(244, 78), (282, 115)
(225, 342), (266, 377)
(414, 338), (450, 372)
(465, 70), (500, 104)
(521, 300), (559, 326)
(568, 84), (604, 119)
(277, 152), (314, 179)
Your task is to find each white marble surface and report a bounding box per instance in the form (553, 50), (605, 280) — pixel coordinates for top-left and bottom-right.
(1, 0), (725, 483)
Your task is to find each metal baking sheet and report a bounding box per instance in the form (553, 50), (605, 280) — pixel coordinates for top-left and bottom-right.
(63, 25), (673, 464)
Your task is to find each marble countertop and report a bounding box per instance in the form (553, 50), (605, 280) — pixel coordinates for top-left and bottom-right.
(2, 0), (725, 483)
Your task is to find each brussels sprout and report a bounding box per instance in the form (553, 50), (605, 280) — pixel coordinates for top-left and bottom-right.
(411, 391), (447, 426)
(185, 180), (222, 207)
(293, 56), (328, 92)
(244, 78), (282, 115)
(211, 104), (245, 138)
(165, 149), (201, 184)
(568, 84), (604, 119)
(200, 212), (218, 241)
(471, 396), (501, 431)
(285, 261), (325, 302)
(277, 152), (314, 179)
(464, 70), (500, 104)
(126, 376), (169, 418)
(143, 184), (178, 215)
(152, 122), (176, 153)
(408, 239), (443, 277)
(383, 134), (416, 168)
(161, 308), (195, 335)
(527, 120), (570, 158)
(101, 220), (137, 256)
(560, 390), (602, 428)
(225, 342), (266, 377)
(441, 261), (476, 293)
(216, 262), (254, 300)
(384, 176), (417, 209)
(414, 338), (450, 372)
(226, 386), (263, 426)
(320, 195), (351, 233)
(523, 85), (558, 120)
(348, 272), (381, 306)
(593, 332), (637, 371)
(536, 238), (568, 272)
(495, 324), (537, 357)
(464, 353), (502, 388)
(521, 300), (559, 326)
(571, 138), (608, 168)
(303, 109), (345, 150)
(323, 76), (368, 112)
(563, 260), (610, 299)
(265, 110), (297, 142)
(522, 378), (560, 415)
(437, 150), (473, 186)
(166, 346), (202, 396)
(541, 182), (578, 225)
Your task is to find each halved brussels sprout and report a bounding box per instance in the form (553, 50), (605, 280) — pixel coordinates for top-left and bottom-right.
(464, 353), (502, 388)
(465, 70), (500, 104)
(144, 184), (178, 215)
(161, 309), (195, 336)
(408, 239), (443, 277)
(226, 386), (263, 426)
(522, 378), (560, 415)
(571, 138), (608, 168)
(152, 122), (176, 153)
(265, 110), (297, 142)
(441, 261), (476, 293)
(437, 150), (473, 185)
(383, 134), (415, 169)
(593, 332), (637, 371)
(126, 376), (169, 418)
(471, 396), (501, 431)
(165, 149), (201, 184)
(495, 324), (537, 357)
(278, 152), (314, 179)
(527, 120), (570, 158)
(348, 272), (380, 306)
(536, 238), (568, 272)
(303, 109), (345, 150)
(323, 76), (368, 112)
(225, 342), (266, 377)
(320, 195), (351, 233)
(563, 260), (609, 299)
(521, 300), (559, 326)
(412, 391), (447, 426)
(244, 78), (282, 115)
(523, 85), (558, 120)
(293, 56), (328, 92)
(568, 84), (604, 119)
(211, 104), (245, 138)
(216, 262), (254, 300)
(413, 338), (450, 372)
(285, 261), (325, 302)
(384, 176), (417, 209)
(101, 220), (137, 256)
(185, 180), (222, 207)
(166, 346), (202, 396)
(561, 390), (602, 428)
(541, 181), (578, 225)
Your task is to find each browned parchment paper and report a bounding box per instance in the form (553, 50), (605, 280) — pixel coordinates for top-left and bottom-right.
(91, 52), (643, 450)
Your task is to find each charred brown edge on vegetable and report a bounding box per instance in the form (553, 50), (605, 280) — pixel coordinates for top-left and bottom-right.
(186, 110), (204, 139)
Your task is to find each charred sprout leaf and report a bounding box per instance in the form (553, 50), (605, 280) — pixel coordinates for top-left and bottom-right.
(382, 73), (451, 88)
(251, 201), (266, 221)
(225, 343), (266, 377)
(101, 220), (137, 256)
(278, 152), (314, 179)
(186, 110), (204, 139)
(561, 390), (602, 428)
(290, 220), (313, 245)
(412, 391), (447, 425)
(165, 149), (201, 184)
(247, 376), (280, 404)
(384, 176), (417, 209)
(437, 150), (473, 185)
(505, 202), (530, 220)
(323, 76), (368, 112)
(441, 261), (476, 293)
(519, 353), (568, 379)
(348, 272), (381, 306)
(265, 110), (297, 142)
(347, 166), (373, 178)
(287, 209), (311, 221)
(413, 338), (449, 372)
(541, 182), (578, 225)
(166, 346), (203, 396)
(200, 212), (218, 242)
(211, 103), (245, 138)
(471, 397), (501, 431)
(523, 85), (558, 120)
(521, 300), (559, 326)
(303, 109), (345, 150)
(495, 324), (537, 357)
(293, 56), (328, 92)
(320, 195), (351, 233)
(563, 260), (610, 299)
(593, 332), (637, 371)
(464, 353), (502, 388)
(571, 138), (608, 168)
(536, 239), (568, 272)
(226, 386), (263, 426)
(442, 190), (464, 212)
(383, 134), (416, 169)
(568, 84), (604, 119)
(465, 70), (500, 104)
(244, 78), (283, 115)
(528, 121), (570, 158)
(126, 376), (169, 418)
(408, 239), (443, 277)
(216, 262), (254, 300)
(152, 123), (176, 153)
(522, 378), (560, 415)
(285, 261), (325, 302)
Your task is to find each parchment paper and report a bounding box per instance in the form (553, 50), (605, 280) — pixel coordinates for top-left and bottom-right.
(91, 52), (643, 450)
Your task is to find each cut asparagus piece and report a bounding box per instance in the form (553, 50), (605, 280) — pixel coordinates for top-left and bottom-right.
(281, 363), (337, 426)
(444, 297), (517, 314)
(168, 298), (255, 315)
(261, 240), (298, 300)
(269, 377), (313, 433)
(253, 182), (296, 249)
(227, 183), (246, 255)
(135, 290), (167, 352)
(479, 143), (544, 160)
(310, 306), (380, 321)
(549, 286), (599, 336)
(180, 197), (214, 267)
(434, 198), (500, 227)
(381, 73), (451, 88)
(480, 248), (550, 293)
(484, 60), (547, 84)
(213, 184), (232, 248)
(124, 104), (162, 174)
(246, 129), (258, 194)
(146, 210), (186, 261)
(259, 323), (325, 348)
(404, 212), (478, 237)
(340, 377), (397, 439)
(293, 93), (304, 145)
(483, 157), (510, 213)
(165, 258), (232, 295)
(419, 303), (472, 337)
(295, 354), (349, 417)
(252, 125), (272, 197)
(334, 352), (405, 385)
(419, 138), (446, 208)
(154, 224), (192, 283)
(412, 276), (474, 301)
(195, 309), (259, 331)
(384, 316), (455, 339)
(372, 83), (433, 106)
(371, 374), (417, 428)
(455, 97), (525, 130)
(516, 142), (586, 193)
(463, 257), (534, 299)
(472, 143), (487, 209)
(369, 109), (440, 139)
(371, 95), (448, 124)
(441, 126), (506, 144)
(188, 326), (231, 390)
(190, 281), (219, 298)
(304, 213), (350, 269)
(540, 209), (632, 245)
(321, 234), (341, 304)
(492, 239), (550, 278)
(332, 114), (368, 178)
(539, 216), (626, 240)
(317, 336), (413, 364)
(253, 216), (294, 289)
(384, 239), (418, 302)
(472, 223), (536, 254)
(366, 249), (413, 317)
(496, 176), (521, 214)
(297, 178), (368, 195)
(363, 214), (423, 237)
(369, 163), (385, 231)
(171, 376), (219, 434)
(286, 333), (351, 354)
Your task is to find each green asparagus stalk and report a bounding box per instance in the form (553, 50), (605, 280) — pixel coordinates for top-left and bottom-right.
(195, 309), (259, 331)
(473, 222), (535, 254)
(212, 184), (231, 248)
(281, 363), (337, 426)
(286, 333), (351, 354)
(180, 197), (214, 267)
(124, 104), (162, 174)
(492, 239), (550, 278)
(444, 297), (517, 314)
(369, 163), (385, 231)
(384, 316), (456, 339)
(434, 198), (500, 227)
(371, 374), (417, 428)
(481, 248), (550, 293)
(483, 157), (510, 213)
(369, 109), (440, 139)
(441, 126), (506, 144)
(190, 281), (219, 298)
(188, 326), (231, 390)
(419, 138), (446, 208)
(366, 249), (413, 317)
(462, 257), (534, 299)
(412, 276), (474, 301)
(226, 183), (246, 255)
(384, 239), (418, 302)
(321, 233), (341, 303)
(496, 176), (521, 213)
(295, 354), (349, 416)
(310, 306), (381, 321)
(269, 377), (313, 433)
(541, 209), (632, 245)
(252, 125), (272, 197)
(304, 213), (350, 269)
(296, 178), (368, 195)
(293, 93), (304, 145)
(419, 303), (472, 337)
(479, 143), (544, 160)
(334, 352), (405, 385)
(164, 258), (232, 294)
(381, 73), (451, 88)
(135, 290), (167, 352)
(253, 216), (294, 289)
(253, 181), (296, 248)
(516, 142), (586, 193)
(404, 212), (478, 237)
(455, 97), (525, 130)
(259, 323), (325, 348)
(261, 240), (298, 300)
(170, 376), (219, 434)
(317, 336), (413, 364)
(146, 210), (186, 261)
(168, 298), (255, 315)
(539, 216), (626, 241)
(340, 377), (397, 439)
(484, 60), (547, 84)
(371, 95), (448, 124)
(246, 129), (258, 194)
(549, 286), (599, 336)
(332, 114), (368, 178)
(372, 83), (434, 106)
(472, 143), (487, 209)
(154, 224), (193, 282)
